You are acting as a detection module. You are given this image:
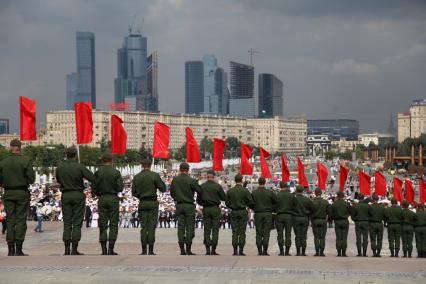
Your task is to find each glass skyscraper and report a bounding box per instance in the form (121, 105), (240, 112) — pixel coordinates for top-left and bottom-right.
(258, 73), (283, 118)
(65, 31), (96, 110)
(0, 119), (9, 134)
(229, 61), (255, 117)
(307, 119), (360, 141)
(185, 61), (204, 114)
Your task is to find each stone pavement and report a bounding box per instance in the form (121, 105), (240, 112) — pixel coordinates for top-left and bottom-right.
(0, 222), (424, 283)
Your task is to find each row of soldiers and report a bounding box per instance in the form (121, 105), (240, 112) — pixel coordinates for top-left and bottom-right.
(1, 140), (426, 258)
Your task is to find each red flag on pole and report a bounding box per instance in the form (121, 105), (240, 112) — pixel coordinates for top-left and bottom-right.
(419, 179), (426, 204)
(111, 115), (127, 154)
(153, 122), (170, 159)
(405, 179), (415, 204)
(317, 162), (328, 190)
(185, 127), (200, 163)
(240, 143), (253, 175)
(213, 138), (225, 171)
(74, 102), (93, 144)
(19, 96), (37, 141)
(281, 153), (290, 182)
(297, 158), (308, 187)
(374, 171), (387, 196)
(359, 171), (371, 196)
(339, 165), (349, 192)
(259, 147), (272, 178)
(393, 177), (403, 203)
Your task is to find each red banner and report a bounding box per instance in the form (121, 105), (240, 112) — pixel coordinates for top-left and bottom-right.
(419, 179), (426, 204)
(359, 171), (371, 196)
(317, 162), (328, 190)
(405, 179), (415, 204)
(240, 143), (253, 175)
(153, 122), (170, 159)
(185, 127), (200, 163)
(74, 102), (93, 144)
(259, 147), (272, 178)
(297, 158), (308, 187)
(19, 96), (37, 141)
(111, 115), (127, 154)
(281, 153), (290, 182)
(339, 165), (349, 192)
(109, 102), (129, 111)
(213, 138), (225, 171)
(393, 177), (403, 203)
(374, 171), (387, 196)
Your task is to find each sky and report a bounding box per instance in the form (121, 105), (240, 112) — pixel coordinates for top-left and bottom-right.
(0, 0), (425, 133)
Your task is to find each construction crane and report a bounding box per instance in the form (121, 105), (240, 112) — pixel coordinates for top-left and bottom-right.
(248, 48), (260, 66)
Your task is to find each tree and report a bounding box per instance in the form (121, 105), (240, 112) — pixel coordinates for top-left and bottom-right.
(199, 137), (213, 159)
(173, 143), (186, 161)
(225, 137), (240, 158)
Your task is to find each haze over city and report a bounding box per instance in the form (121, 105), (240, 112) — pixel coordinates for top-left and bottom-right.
(0, 0), (425, 132)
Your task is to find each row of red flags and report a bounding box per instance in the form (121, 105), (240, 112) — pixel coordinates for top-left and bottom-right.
(16, 96), (426, 204)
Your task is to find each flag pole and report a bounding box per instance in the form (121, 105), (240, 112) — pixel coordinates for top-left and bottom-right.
(77, 144), (81, 163)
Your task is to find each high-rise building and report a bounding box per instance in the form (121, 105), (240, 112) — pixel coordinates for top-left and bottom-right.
(215, 67), (229, 115)
(185, 61), (204, 114)
(114, 32), (148, 111)
(76, 31), (96, 108)
(66, 73), (78, 110)
(229, 61), (255, 117)
(0, 119), (9, 134)
(397, 99), (426, 143)
(65, 31), (96, 110)
(258, 73), (283, 118)
(307, 119), (359, 141)
(146, 51), (159, 112)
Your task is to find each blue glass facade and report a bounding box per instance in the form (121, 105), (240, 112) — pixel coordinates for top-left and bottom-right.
(307, 119), (359, 141)
(185, 61), (204, 114)
(76, 31), (96, 108)
(0, 119), (9, 134)
(258, 73), (283, 118)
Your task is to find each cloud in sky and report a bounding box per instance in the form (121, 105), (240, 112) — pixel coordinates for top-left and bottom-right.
(0, 0), (425, 133)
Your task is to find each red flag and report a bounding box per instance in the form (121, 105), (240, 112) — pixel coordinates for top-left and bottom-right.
(281, 153), (290, 182)
(374, 171), (387, 196)
(419, 179), (426, 204)
(19, 96), (37, 141)
(317, 162), (328, 190)
(111, 115), (127, 154)
(240, 143), (253, 175)
(259, 147), (272, 178)
(359, 171), (371, 196)
(153, 122), (170, 159)
(393, 177), (403, 203)
(297, 158), (308, 187)
(213, 138), (225, 171)
(405, 179), (415, 204)
(339, 165), (349, 192)
(74, 102), (93, 144)
(185, 127), (200, 163)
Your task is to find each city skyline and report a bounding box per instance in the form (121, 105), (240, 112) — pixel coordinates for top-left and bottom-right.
(0, 0), (425, 132)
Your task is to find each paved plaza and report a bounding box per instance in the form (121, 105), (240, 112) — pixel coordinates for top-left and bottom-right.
(0, 222), (425, 283)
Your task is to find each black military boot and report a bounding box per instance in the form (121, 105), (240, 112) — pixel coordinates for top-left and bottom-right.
(408, 250), (412, 258)
(301, 247), (307, 256)
(390, 249), (394, 257)
(363, 247), (367, 257)
(403, 250), (407, 258)
(341, 249), (347, 257)
(296, 246), (301, 256)
(15, 243), (28, 256)
(376, 249), (381, 257)
(179, 243), (186, 255)
(211, 245), (219, 255)
(238, 245), (246, 256)
(285, 246), (291, 256)
(357, 248), (362, 257)
(337, 249), (341, 257)
(109, 241), (118, 255)
(186, 243), (195, 255)
(205, 245), (211, 255)
(278, 245), (284, 256)
(233, 245), (238, 256)
(263, 244), (269, 256)
(320, 248), (325, 257)
(395, 249), (399, 257)
(314, 248), (319, 256)
(64, 242), (70, 256)
(148, 244), (155, 255)
(140, 243), (147, 255)
(257, 244), (263, 256)
(71, 242), (84, 255)
(7, 243), (15, 256)
(100, 241), (107, 255)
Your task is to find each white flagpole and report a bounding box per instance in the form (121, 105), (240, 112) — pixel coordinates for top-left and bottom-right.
(77, 144), (81, 163)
